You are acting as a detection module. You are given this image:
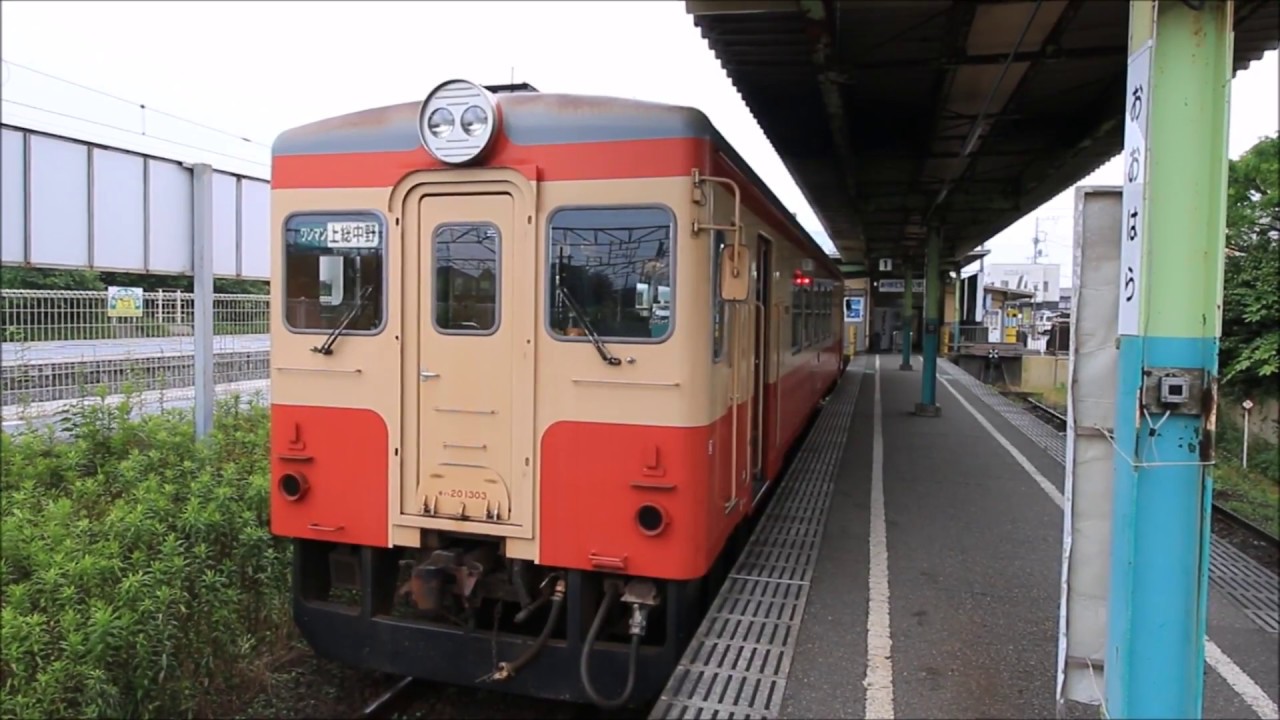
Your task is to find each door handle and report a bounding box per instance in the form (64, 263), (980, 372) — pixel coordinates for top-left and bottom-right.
(420, 370), (440, 380)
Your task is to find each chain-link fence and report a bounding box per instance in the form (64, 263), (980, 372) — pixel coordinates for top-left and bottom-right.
(2, 289), (271, 425)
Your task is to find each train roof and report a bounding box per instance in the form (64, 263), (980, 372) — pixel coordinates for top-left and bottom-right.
(274, 91), (715, 158)
(272, 89), (839, 271)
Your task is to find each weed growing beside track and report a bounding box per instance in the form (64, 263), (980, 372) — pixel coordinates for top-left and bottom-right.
(1025, 386), (1277, 540)
(0, 395), (293, 718)
(1212, 419), (1279, 540)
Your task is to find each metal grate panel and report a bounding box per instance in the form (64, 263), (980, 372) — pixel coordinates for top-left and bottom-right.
(1209, 541), (1280, 633)
(939, 361), (1066, 465)
(649, 357), (864, 719)
(940, 358), (1279, 635)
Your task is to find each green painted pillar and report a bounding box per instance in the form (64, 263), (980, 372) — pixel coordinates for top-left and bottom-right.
(899, 260), (913, 371)
(916, 230), (941, 415)
(1105, 1), (1233, 717)
(952, 264), (962, 356)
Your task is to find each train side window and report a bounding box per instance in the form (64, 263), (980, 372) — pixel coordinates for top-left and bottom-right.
(805, 285), (815, 347)
(817, 284), (825, 342)
(824, 283), (834, 338)
(547, 206), (675, 342)
(282, 212), (386, 334)
(799, 285), (807, 348)
(832, 287), (838, 338)
(815, 285), (821, 342)
(827, 285), (833, 340)
(432, 223), (501, 335)
(830, 286), (836, 339)
(712, 230), (727, 362)
(791, 284), (802, 353)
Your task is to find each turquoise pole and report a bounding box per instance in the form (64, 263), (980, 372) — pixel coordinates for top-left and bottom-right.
(1105, 2), (1232, 717)
(917, 230), (941, 415)
(899, 260), (913, 371)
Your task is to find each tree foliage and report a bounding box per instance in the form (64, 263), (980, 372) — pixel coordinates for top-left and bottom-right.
(1221, 134), (1279, 394)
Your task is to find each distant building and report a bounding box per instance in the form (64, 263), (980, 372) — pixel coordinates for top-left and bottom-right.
(984, 263), (1061, 309)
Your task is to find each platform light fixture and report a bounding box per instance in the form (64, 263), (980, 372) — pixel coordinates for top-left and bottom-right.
(417, 79), (501, 166)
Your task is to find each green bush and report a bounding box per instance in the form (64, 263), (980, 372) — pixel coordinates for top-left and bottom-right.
(0, 395), (292, 719)
(1212, 413), (1279, 538)
(1215, 415), (1279, 484)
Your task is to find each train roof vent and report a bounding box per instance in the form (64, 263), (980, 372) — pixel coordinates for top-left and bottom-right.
(484, 82), (540, 94)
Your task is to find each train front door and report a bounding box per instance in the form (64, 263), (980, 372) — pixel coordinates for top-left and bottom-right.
(409, 187), (535, 538)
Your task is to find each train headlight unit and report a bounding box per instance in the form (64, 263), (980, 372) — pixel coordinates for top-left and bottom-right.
(426, 108), (455, 139)
(460, 105), (489, 136)
(417, 79), (500, 165)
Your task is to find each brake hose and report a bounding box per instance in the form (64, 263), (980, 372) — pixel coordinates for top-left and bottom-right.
(491, 578), (566, 681)
(579, 586), (643, 709)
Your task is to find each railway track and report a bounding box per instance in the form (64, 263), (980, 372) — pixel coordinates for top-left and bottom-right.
(998, 386), (1280, 561)
(1002, 390), (1279, 567)
(1211, 503), (1280, 570)
(350, 672), (645, 720)
(1023, 396), (1066, 429)
(359, 677), (420, 719)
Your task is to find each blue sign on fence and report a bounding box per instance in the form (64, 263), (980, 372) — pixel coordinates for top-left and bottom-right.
(844, 296), (864, 322)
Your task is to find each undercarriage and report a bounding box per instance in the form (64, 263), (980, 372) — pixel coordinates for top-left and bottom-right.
(292, 535), (709, 707)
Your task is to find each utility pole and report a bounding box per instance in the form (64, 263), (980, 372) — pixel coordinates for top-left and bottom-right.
(1032, 217), (1045, 264)
(1030, 218), (1045, 347)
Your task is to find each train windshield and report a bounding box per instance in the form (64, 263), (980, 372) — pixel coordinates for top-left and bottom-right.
(283, 213), (386, 333)
(547, 206), (675, 341)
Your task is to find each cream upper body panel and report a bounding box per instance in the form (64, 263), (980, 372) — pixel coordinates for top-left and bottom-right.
(531, 177), (712, 431)
(270, 178), (835, 430)
(270, 187), (403, 421)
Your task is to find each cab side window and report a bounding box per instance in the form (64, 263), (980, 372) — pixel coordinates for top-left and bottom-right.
(282, 213), (385, 334)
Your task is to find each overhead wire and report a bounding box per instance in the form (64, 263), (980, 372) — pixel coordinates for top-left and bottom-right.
(2, 58), (270, 148)
(1, 58), (271, 173)
(2, 97), (270, 169)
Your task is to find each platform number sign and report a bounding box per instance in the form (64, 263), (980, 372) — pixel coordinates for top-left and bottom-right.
(1118, 40), (1152, 336)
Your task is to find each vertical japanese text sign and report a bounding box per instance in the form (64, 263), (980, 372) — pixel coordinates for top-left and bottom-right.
(1118, 40), (1153, 336)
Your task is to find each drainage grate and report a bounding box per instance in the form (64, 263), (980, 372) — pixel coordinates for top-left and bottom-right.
(649, 357), (864, 720)
(940, 358), (1280, 635)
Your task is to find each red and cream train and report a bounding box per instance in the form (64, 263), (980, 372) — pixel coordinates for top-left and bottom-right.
(268, 79), (843, 707)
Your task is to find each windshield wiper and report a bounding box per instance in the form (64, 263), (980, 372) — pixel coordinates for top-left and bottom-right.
(556, 285), (621, 366)
(312, 285), (374, 355)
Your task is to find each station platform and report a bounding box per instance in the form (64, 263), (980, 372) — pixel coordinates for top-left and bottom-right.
(650, 355), (1279, 720)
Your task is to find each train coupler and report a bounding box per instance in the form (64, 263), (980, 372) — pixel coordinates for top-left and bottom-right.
(401, 545), (496, 615)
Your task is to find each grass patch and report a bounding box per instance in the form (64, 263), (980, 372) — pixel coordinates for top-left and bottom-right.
(1039, 384), (1067, 414)
(1212, 416), (1279, 538)
(0, 394), (295, 718)
(1030, 383), (1275, 537)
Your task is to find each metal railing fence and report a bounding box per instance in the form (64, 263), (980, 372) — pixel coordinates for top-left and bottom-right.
(2, 289), (271, 412)
(1, 288), (268, 343)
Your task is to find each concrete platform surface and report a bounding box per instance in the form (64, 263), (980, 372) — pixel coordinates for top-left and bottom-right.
(774, 355), (1277, 719)
(937, 359), (1279, 720)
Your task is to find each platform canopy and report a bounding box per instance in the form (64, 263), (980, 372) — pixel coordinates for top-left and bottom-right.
(687, 0), (1280, 268)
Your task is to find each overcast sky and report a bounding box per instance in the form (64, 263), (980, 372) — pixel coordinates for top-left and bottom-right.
(2, 0), (1275, 288)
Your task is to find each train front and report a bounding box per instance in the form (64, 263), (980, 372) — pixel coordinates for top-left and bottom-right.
(267, 80), (720, 706)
